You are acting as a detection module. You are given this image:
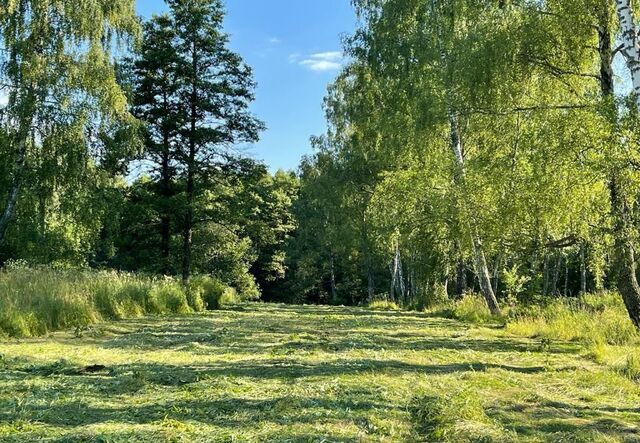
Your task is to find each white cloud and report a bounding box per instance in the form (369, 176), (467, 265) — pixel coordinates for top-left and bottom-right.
(268, 37), (282, 44)
(298, 51), (344, 72)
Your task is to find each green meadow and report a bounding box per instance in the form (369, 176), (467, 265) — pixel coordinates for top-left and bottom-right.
(1, 303), (639, 442)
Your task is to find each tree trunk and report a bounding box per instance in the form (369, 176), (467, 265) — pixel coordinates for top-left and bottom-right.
(329, 252), (338, 304)
(580, 243), (587, 294)
(455, 254), (467, 299)
(160, 93), (172, 275)
(182, 43), (198, 286)
(431, 0), (501, 315)
(389, 242), (399, 302)
(601, 8), (640, 328)
(542, 252), (550, 296)
(615, 0), (640, 100)
(0, 91), (36, 246)
(552, 253), (561, 296)
(0, 143), (26, 245)
(182, 155), (194, 286)
(361, 212), (375, 301)
(564, 255), (569, 297)
(492, 254), (501, 295)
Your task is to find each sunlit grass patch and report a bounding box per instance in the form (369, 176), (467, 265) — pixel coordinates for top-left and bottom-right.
(367, 299), (401, 311)
(0, 303), (639, 442)
(0, 268), (242, 337)
(506, 293), (639, 346)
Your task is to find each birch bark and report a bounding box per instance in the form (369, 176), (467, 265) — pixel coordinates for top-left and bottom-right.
(615, 0), (640, 102)
(431, 0), (501, 315)
(601, 4), (640, 328)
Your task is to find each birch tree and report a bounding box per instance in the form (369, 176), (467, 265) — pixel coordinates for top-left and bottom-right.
(0, 0), (139, 246)
(615, 0), (640, 100)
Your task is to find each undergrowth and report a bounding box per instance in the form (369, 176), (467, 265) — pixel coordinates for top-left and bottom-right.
(0, 267), (239, 337)
(506, 292), (639, 346)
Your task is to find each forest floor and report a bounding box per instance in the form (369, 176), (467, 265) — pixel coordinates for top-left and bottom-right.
(0, 304), (639, 442)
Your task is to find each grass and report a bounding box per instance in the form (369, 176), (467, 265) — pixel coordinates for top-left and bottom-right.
(506, 293), (639, 346)
(367, 299), (401, 311)
(0, 268), (238, 337)
(0, 303), (639, 442)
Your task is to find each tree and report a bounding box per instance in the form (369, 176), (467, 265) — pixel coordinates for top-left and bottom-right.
(167, 0), (264, 285)
(0, 0), (139, 247)
(127, 14), (181, 275)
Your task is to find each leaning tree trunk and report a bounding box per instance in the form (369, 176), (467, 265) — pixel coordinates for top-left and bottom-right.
(600, 5), (640, 328)
(431, 0), (501, 315)
(448, 108), (501, 314)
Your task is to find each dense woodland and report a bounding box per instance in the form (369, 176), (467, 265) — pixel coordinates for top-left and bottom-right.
(2, 0), (640, 331)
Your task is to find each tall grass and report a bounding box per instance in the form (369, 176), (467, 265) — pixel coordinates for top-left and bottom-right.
(506, 292), (638, 346)
(0, 267), (237, 338)
(432, 291), (639, 347)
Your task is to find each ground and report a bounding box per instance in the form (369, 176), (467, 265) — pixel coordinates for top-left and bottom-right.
(0, 304), (639, 442)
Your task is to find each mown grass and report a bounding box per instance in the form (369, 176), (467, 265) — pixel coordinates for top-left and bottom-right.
(0, 267), (237, 337)
(0, 303), (639, 442)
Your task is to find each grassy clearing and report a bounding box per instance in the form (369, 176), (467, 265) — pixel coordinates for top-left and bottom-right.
(0, 267), (238, 337)
(0, 303), (639, 442)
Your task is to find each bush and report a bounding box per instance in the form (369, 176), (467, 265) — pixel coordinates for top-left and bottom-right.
(189, 276), (237, 310)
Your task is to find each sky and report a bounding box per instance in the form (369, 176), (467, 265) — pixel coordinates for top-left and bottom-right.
(136, 0), (358, 172)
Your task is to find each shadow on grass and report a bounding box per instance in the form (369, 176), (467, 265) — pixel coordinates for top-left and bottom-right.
(1, 303), (637, 442)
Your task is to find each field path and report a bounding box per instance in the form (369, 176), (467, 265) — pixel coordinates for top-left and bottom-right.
(1, 304), (639, 442)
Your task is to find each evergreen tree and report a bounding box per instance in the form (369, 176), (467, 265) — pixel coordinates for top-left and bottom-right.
(128, 14), (181, 274)
(168, 0), (264, 284)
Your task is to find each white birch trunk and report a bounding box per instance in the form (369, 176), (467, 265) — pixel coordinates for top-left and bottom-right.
(616, 0), (640, 103)
(430, 0), (501, 315)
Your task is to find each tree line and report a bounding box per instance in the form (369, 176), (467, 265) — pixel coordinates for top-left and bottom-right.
(2, 0), (640, 330)
(0, 0), (297, 300)
(284, 0), (640, 330)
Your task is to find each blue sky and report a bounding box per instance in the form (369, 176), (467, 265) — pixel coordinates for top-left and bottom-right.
(136, 0), (357, 172)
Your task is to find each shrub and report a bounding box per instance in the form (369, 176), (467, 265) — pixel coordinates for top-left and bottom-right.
(189, 276), (237, 310)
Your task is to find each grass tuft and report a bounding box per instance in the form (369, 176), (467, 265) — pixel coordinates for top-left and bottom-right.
(507, 293), (638, 346)
(619, 354), (640, 382)
(368, 299), (401, 311)
(411, 389), (505, 442)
